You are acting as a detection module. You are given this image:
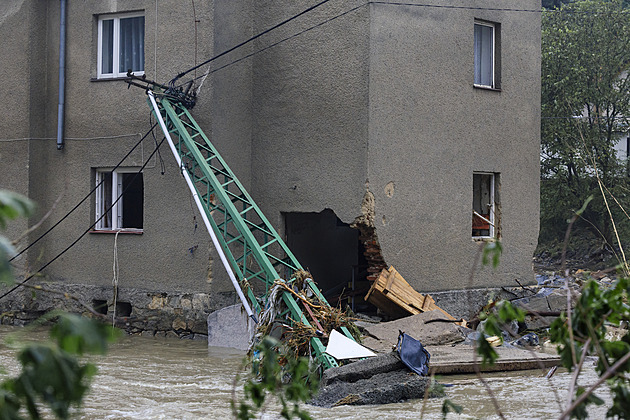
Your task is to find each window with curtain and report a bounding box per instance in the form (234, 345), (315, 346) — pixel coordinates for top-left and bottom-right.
(98, 13), (144, 79)
(474, 22), (495, 88)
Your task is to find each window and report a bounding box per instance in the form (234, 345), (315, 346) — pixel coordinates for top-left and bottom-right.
(472, 173), (499, 238)
(95, 169), (144, 231)
(474, 21), (499, 89)
(97, 13), (145, 79)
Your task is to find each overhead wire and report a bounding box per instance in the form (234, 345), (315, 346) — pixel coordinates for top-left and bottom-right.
(0, 135), (167, 301)
(176, 0), (551, 91)
(9, 122), (159, 263)
(174, 0), (630, 92)
(170, 0), (334, 85)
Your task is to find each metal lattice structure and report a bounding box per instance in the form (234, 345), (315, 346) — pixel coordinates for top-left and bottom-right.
(143, 84), (349, 369)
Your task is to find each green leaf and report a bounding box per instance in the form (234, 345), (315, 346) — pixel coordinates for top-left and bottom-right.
(0, 190), (34, 230)
(442, 398), (463, 419)
(497, 301), (526, 323)
(482, 241), (502, 268)
(50, 313), (120, 355)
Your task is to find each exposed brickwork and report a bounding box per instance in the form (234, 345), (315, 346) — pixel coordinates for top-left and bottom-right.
(351, 187), (387, 283)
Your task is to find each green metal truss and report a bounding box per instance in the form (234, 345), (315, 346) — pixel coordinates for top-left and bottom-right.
(149, 91), (346, 369)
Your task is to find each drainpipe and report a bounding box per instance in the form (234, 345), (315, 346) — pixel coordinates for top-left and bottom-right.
(56, 0), (67, 150)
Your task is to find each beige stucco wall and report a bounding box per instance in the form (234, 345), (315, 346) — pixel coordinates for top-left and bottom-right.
(0, 0), (541, 310)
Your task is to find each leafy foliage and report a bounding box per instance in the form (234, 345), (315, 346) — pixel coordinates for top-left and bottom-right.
(550, 277), (630, 418)
(232, 336), (319, 420)
(476, 300), (526, 366)
(441, 398), (463, 419)
(541, 0), (630, 246)
(0, 314), (119, 419)
(0, 190), (34, 285)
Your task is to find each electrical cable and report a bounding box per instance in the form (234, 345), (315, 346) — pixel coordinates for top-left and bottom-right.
(179, 0), (546, 90)
(149, 113), (166, 174)
(177, 0), (624, 91)
(370, 1), (540, 13)
(9, 122), (158, 263)
(169, 0), (334, 85)
(0, 136), (167, 302)
(179, 2), (367, 89)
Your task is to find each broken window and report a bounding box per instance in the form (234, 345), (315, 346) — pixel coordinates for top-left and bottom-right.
(472, 173), (499, 238)
(95, 169), (144, 231)
(97, 13), (145, 79)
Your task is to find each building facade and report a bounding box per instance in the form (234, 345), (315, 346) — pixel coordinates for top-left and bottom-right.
(0, 0), (540, 334)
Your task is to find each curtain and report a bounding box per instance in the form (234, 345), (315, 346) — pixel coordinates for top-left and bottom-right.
(474, 24), (493, 86)
(101, 19), (114, 74)
(119, 16), (145, 73)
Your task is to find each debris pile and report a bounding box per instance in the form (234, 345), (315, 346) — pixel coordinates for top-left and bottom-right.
(248, 270), (360, 360)
(311, 349), (435, 407)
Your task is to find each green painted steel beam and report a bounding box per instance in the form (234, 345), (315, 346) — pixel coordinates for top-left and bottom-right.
(147, 91), (353, 369)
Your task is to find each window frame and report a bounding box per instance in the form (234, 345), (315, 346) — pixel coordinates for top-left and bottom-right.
(474, 20), (496, 89)
(97, 12), (145, 79)
(472, 172), (498, 239)
(94, 168), (144, 232)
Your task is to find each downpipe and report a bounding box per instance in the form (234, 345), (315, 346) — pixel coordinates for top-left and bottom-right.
(56, 0), (67, 150)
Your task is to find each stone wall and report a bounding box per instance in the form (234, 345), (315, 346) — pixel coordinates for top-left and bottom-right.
(0, 282), (238, 339)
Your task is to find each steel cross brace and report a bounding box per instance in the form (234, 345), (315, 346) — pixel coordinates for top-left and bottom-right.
(149, 92), (343, 368)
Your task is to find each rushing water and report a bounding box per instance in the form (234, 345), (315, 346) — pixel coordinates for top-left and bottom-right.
(0, 326), (612, 419)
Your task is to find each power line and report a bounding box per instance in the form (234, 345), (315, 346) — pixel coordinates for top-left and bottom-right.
(185, 3), (367, 87)
(9, 122), (158, 263)
(170, 0), (334, 84)
(176, 0), (630, 90)
(178, 0), (550, 89)
(0, 136), (167, 302)
(371, 1), (540, 13)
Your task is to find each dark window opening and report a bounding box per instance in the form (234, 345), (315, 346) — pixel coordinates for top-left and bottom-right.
(115, 301), (132, 317)
(95, 169), (143, 231)
(122, 173), (143, 229)
(93, 299), (108, 315)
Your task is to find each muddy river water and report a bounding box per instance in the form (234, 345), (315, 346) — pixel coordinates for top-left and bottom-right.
(0, 327), (612, 419)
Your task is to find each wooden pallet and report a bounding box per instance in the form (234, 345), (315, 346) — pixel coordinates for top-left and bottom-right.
(365, 266), (464, 325)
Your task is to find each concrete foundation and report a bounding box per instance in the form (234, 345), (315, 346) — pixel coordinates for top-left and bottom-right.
(207, 303), (255, 350)
(0, 282), (240, 339)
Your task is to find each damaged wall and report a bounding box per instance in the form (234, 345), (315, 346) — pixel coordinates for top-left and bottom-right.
(0, 0), (541, 325)
(367, 1), (541, 291)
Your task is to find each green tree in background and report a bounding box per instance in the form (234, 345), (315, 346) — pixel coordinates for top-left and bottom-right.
(541, 0), (630, 247)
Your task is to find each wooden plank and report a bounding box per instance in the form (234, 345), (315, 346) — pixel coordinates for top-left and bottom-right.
(365, 266), (464, 325)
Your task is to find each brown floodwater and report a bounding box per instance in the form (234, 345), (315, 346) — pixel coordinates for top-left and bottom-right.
(0, 326), (612, 419)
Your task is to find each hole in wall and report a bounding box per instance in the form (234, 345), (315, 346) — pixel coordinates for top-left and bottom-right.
(92, 299), (108, 315)
(115, 301), (132, 317)
(284, 209), (372, 311)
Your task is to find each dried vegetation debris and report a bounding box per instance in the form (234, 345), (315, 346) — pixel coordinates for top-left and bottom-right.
(248, 269), (360, 359)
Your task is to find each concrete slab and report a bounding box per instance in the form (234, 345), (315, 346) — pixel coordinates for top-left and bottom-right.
(207, 304), (255, 351)
(360, 310), (465, 347)
(427, 344), (561, 375)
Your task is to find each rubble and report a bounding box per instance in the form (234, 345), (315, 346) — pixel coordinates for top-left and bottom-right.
(358, 309), (466, 352)
(310, 352), (434, 407)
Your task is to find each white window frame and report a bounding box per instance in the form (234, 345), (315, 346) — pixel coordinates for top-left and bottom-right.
(97, 12), (145, 79)
(472, 172), (496, 239)
(95, 168), (143, 231)
(474, 21), (495, 89)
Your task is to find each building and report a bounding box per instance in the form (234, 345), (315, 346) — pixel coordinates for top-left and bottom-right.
(0, 0), (540, 335)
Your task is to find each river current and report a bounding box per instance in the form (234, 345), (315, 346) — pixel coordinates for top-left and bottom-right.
(0, 326), (612, 419)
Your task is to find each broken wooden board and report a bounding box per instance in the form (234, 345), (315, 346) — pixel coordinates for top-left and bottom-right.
(365, 266), (465, 325)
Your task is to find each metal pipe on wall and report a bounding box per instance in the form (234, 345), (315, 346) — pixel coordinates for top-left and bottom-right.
(56, 0), (67, 150)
